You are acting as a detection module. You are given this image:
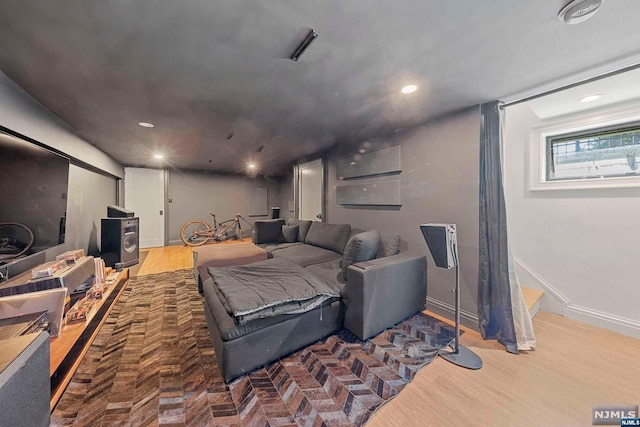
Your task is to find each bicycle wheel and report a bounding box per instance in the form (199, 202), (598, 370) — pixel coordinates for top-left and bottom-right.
(0, 222), (35, 258)
(180, 220), (211, 246)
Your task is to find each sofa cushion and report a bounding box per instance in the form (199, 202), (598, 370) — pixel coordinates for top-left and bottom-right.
(286, 219), (313, 242)
(271, 244), (342, 267)
(257, 242), (302, 253)
(253, 219), (285, 244)
(304, 259), (345, 292)
(341, 230), (380, 280)
(377, 232), (401, 258)
(341, 228), (364, 266)
(281, 225), (299, 243)
(304, 222), (351, 254)
(348, 228), (364, 239)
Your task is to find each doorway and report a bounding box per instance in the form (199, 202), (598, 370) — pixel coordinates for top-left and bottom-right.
(297, 158), (324, 221)
(124, 167), (165, 248)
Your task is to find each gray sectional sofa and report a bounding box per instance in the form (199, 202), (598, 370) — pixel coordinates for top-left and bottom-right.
(200, 218), (427, 382)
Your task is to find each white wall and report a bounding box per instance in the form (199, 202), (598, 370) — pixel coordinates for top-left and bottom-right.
(503, 103), (640, 338)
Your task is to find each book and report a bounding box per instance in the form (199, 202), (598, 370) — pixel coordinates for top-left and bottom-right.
(56, 249), (86, 264)
(31, 260), (68, 279)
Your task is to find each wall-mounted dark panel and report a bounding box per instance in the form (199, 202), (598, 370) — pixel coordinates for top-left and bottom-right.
(336, 146), (401, 179)
(248, 187), (268, 216)
(336, 180), (402, 206)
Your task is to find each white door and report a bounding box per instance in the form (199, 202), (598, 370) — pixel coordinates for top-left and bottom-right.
(124, 167), (165, 248)
(298, 159), (323, 221)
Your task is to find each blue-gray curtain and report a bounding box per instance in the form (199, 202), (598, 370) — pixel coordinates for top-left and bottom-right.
(478, 101), (518, 354)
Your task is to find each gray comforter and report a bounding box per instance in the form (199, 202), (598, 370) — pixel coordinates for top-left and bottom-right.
(208, 257), (340, 325)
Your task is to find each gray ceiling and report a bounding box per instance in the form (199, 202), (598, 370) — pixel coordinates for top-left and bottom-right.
(1, 1), (639, 176)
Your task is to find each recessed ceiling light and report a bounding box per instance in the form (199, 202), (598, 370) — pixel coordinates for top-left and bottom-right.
(153, 153), (164, 159)
(401, 85), (418, 94)
(350, 161), (356, 165)
(248, 163), (256, 169)
(138, 122), (154, 128)
(579, 94), (603, 103)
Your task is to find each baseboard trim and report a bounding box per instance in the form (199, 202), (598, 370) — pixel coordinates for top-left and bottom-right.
(514, 256), (640, 338)
(426, 297), (479, 331)
(564, 304), (640, 339)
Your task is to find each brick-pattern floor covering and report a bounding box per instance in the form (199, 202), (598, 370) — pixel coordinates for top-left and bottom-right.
(51, 269), (454, 426)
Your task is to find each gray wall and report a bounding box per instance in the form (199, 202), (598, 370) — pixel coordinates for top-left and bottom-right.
(67, 165), (117, 257)
(167, 170), (282, 245)
(278, 172), (295, 220)
(327, 107), (480, 327)
(0, 71), (123, 178)
(0, 71), (120, 276)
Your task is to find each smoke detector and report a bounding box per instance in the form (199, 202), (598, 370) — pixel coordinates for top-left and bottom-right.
(558, 0), (605, 24)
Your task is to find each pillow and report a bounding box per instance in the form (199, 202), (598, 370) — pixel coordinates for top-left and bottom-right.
(376, 232), (401, 258)
(253, 219), (286, 244)
(348, 228), (364, 239)
(286, 218), (313, 242)
(305, 222), (351, 254)
(281, 225), (299, 243)
(340, 228), (364, 268)
(341, 230), (380, 280)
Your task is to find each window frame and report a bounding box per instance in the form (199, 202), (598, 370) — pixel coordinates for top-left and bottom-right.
(545, 121), (640, 182)
(528, 102), (640, 191)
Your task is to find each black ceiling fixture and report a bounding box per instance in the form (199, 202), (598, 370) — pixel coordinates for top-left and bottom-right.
(256, 145), (264, 153)
(290, 29), (319, 62)
(226, 132), (234, 140)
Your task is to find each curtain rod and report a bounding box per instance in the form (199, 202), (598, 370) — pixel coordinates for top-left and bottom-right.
(500, 61), (640, 109)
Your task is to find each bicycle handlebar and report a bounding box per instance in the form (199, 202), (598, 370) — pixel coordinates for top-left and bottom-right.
(206, 213), (250, 225)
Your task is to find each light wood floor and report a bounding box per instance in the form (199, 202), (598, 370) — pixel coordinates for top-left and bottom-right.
(137, 243), (640, 427)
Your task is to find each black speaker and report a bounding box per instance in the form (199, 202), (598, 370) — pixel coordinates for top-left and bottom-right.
(420, 224), (457, 269)
(101, 217), (139, 268)
(107, 205), (135, 218)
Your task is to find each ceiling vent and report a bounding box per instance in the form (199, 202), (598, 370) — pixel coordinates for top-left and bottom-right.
(290, 29), (319, 62)
(558, 0), (604, 24)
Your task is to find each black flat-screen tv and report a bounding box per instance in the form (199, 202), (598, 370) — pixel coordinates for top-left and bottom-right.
(0, 128), (69, 270)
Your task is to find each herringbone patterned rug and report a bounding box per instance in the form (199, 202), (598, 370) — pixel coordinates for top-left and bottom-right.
(51, 269), (455, 426)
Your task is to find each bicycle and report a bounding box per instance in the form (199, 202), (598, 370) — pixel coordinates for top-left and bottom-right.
(0, 221), (35, 259)
(180, 213), (249, 246)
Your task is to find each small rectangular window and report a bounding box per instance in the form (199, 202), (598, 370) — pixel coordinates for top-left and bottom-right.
(546, 123), (640, 181)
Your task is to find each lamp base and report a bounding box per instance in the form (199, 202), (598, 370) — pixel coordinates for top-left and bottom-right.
(439, 344), (483, 370)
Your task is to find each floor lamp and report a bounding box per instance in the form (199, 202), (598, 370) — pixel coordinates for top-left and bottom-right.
(420, 224), (483, 370)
